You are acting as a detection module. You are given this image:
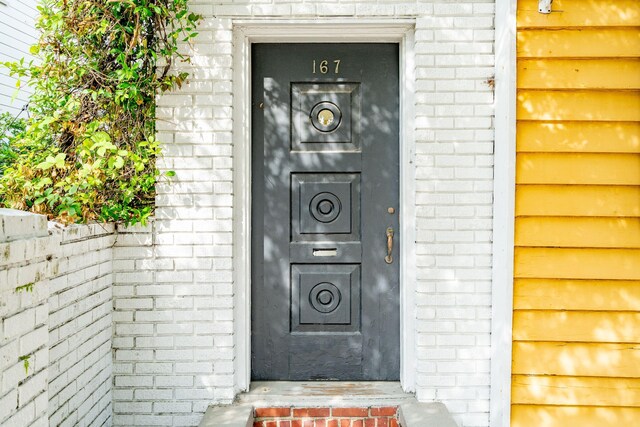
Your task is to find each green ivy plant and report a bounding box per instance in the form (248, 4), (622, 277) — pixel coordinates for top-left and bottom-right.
(1, 0), (200, 225)
(0, 112), (27, 176)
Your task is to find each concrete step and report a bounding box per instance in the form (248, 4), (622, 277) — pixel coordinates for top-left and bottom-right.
(199, 382), (458, 427)
(238, 381), (414, 407)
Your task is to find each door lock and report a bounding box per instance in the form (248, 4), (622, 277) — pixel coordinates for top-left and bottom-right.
(385, 227), (394, 264)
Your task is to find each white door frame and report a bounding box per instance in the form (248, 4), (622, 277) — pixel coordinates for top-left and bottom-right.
(231, 19), (418, 393)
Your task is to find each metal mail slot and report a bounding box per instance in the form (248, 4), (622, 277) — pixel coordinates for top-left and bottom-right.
(312, 248), (338, 257)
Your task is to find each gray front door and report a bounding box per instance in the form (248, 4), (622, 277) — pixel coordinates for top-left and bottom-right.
(251, 44), (400, 380)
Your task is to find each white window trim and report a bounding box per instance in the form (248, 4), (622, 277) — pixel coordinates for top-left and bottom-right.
(491, 1), (517, 427)
(231, 19), (417, 393)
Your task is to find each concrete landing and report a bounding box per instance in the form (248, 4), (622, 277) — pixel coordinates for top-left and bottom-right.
(199, 404), (252, 427)
(238, 381), (414, 407)
(199, 382), (458, 427)
(400, 401), (458, 427)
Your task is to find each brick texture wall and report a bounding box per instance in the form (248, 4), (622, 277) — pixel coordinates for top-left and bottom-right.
(0, 212), (50, 427)
(114, 1), (496, 427)
(253, 406), (400, 427)
(47, 224), (115, 427)
(113, 221), (229, 426)
(0, 210), (114, 427)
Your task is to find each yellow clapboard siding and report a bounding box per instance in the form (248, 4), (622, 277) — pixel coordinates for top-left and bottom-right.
(514, 0), (640, 418)
(512, 342), (640, 377)
(516, 153), (640, 185)
(514, 247), (640, 280)
(512, 405), (640, 427)
(512, 375), (640, 406)
(515, 185), (640, 217)
(518, 59), (640, 89)
(517, 121), (640, 153)
(517, 29), (640, 58)
(517, 91), (640, 121)
(515, 217), (640, 248)
(517, 0), (640, 28)
(514, 279), (640, 311)
(513, 311), (640, 343)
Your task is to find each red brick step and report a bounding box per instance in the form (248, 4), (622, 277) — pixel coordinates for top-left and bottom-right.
(252, 406), (399, 427)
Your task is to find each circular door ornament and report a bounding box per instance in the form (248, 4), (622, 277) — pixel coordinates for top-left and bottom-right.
(309, 282), (341, 313)
(310, 101), (342, 132)
(309, 192), (341, 223)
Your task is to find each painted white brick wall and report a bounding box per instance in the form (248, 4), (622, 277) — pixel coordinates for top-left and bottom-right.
(0, 238), (49, 426)
(113, 218), (235, 427)
(412, 5), (495, 427)
(0, 210), (114, 427)
(48, 224), (115, 427)
(114, 2), (496, 426)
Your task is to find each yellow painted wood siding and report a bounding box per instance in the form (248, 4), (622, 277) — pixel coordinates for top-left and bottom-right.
(513, 1), (640, 425)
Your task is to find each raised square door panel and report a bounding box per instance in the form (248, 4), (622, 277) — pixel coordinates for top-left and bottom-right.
(292, 173), (360, 237)
(291, 83), (361, 152)
(291, 264), (361, 332)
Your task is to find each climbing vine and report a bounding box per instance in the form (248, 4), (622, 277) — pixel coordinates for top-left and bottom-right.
(0, 0), (200, 224)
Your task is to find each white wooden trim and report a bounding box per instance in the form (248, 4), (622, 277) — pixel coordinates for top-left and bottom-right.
(398, 30), (417, 393)
(232, 24), (252, 393)
(231, 19), (417, 393)
(490, 1), (517, 426)
(232, 19), (415, 42)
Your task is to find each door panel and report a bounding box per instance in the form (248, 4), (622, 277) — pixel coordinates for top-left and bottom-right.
(251, 44), (400, 380)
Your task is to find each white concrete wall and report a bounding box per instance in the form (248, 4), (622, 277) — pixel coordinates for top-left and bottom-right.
(111, 1), (496, 427)
(0, 210), (114, 427)
(0, 0), (38, 114)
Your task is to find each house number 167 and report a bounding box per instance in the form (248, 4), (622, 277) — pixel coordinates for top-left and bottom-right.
(312, 59), (341, 74)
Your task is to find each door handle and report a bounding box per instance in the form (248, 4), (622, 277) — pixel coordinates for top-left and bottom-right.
(385, 227), (394, 264)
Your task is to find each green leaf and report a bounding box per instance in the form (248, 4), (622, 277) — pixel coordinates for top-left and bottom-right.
(36, 156), (55, 170)
(34, 178), (52, 189)
(165, 170), (176, 177)
(91, 131), (111, 144)
(113, 156), (124, 169)
(53, 153), (65, 168)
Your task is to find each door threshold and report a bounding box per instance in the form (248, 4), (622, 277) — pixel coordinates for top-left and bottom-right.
(237, 381), (414, 407)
